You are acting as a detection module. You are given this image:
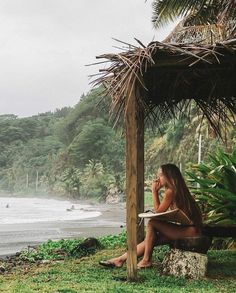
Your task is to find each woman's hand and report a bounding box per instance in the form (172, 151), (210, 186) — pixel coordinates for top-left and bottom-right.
(152, 178), (162, 193)
(152, 178), (162, 211)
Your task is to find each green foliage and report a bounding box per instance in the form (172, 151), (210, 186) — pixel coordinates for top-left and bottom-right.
(166, 120), (185, 144)
(19, 232), (127, 262)
(53, 87), (125, 198)
(1, 247), (236, 292)
(151, 0), (236, 28)
(68, 118), (114, 168)
(99, 231), (127, 248)
(0, 86), (234, 201)
(56, 88), (109, 145)
(19, 238), (84, 261)
(187, 148), (236, 224)
(0, 112), (66, 194)
(60, 167), (81, 197)
(145, 104), (234, 182)
(0, 87), (126, 198)
(79, 160), (116, 199)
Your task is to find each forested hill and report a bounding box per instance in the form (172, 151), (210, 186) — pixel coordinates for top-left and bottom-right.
(0, 86), (234, 199)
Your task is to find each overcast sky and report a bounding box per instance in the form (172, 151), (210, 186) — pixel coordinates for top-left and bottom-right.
(0, 0), (177, 117)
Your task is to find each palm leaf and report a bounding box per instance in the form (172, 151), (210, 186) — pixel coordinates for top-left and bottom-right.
(152, 0), (236, 42)
(223, 168), (236, 192)
(187, 171), (218, 186)
(213, 218), (236, 225)
(187, 148), (236, 223)
(199, 187), (236, 202)
(152, 0), (236, 27)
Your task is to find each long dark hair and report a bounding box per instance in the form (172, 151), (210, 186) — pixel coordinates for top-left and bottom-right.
(161, 163), (202, 229)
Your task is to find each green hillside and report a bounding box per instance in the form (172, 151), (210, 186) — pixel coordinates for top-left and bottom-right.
(0, 86), (234, 199)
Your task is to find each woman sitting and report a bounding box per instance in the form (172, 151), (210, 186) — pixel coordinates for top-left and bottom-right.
(99, 163), (202, 269)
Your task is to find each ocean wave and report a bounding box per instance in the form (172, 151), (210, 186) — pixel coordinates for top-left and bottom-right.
(0, 197), (101, 224)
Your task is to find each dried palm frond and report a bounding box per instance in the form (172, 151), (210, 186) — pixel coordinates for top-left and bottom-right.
(91, 38), (236, 137)
(164, 23), (228, 44)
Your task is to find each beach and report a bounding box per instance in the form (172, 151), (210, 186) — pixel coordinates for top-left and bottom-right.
(0, 197), (126, 257)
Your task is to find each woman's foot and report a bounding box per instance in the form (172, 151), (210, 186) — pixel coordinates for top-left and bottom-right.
(99, 257), (124, 268)
(137, 259), (152, 269)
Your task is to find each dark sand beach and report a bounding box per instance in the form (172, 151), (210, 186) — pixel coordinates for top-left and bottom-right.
(0, 202), (126, 257)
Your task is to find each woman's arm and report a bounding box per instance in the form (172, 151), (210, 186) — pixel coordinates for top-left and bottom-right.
(155, 189), (174, 213)
(152, 179), (174, 212)
(152, 179), (161, 211)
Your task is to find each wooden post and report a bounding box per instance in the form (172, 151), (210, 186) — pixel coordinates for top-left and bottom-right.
(137, 105), (144, 244)
(125, 86), (144, 281)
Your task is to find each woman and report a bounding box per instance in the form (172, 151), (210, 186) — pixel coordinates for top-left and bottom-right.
(99, 163), (202, 269)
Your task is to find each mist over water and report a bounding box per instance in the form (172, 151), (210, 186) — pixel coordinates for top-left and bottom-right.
(0, 197), (101, 224)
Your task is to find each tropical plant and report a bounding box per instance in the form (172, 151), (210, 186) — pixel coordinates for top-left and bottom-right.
(152, 0), (236, 27)
(151, 0), (236, 43)
(68, 118), (114, 168)
(60, 167), (81, 197)
(187, 148), (236, 224)
(79, 160), (116, 200)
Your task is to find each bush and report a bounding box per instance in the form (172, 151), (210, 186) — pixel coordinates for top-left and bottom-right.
(187, 148), (236, 224)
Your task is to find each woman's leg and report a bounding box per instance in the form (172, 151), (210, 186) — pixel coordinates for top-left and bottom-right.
(101, 220), (199, 268)
(103, 239), (147, 267)
(138, 219), (199, 267)
(104, 223), (160, 268)
(137, 219), (159, 267)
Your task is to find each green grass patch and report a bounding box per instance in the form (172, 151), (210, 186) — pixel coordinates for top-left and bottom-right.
(0, 234), (235, 293)
(1, 247), (236, 293)
(18, 231), (127, 262)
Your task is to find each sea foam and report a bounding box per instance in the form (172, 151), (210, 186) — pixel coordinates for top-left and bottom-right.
(0, 197), (101, 224)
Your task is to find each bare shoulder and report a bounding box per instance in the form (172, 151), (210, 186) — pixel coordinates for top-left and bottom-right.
(163, 188), (175, 200)
(155, 188), (175, 213)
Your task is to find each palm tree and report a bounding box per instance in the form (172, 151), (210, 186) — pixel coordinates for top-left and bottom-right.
(151, 0), (236, 43)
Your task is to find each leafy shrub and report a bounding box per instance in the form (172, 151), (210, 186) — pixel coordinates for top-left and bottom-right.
(19, 232), (127, 262)
(19, 239), (84, 262)
(187, 148), (236, 224)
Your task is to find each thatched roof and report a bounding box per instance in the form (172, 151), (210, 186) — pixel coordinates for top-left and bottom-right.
(93, 38), (236, 134)
(163, 23), (229, 44)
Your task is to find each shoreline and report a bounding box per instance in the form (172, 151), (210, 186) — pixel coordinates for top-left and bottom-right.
(0, 201), (126, 258)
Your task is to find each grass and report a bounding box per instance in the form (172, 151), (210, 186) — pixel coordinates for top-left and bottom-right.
(0, 233), (235, 293)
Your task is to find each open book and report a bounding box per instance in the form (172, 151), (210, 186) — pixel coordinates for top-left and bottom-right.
(138, 209), (192, 225)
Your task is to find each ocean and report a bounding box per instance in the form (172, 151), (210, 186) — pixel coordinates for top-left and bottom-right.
(0, 196), (101, 224)
(0, 196), (125, 257)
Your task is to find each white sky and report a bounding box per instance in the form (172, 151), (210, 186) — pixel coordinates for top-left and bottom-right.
(0, 0), (177, 117)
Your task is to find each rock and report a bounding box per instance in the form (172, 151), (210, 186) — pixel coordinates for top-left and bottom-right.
(162, 249), (208, 279)
(72, 237), (101, 255)
(0, 265), (6, 274)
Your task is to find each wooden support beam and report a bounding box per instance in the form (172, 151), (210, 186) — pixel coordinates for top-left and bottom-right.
(125, 86), (144, 281)
(137, 97), (145, 244)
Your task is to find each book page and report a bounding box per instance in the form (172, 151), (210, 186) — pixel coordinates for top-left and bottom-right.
(138, 209), (192, 225)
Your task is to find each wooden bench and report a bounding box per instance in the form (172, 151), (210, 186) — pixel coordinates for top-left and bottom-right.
(202, 224), (236, 238)
(161, 224), (236, 279)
